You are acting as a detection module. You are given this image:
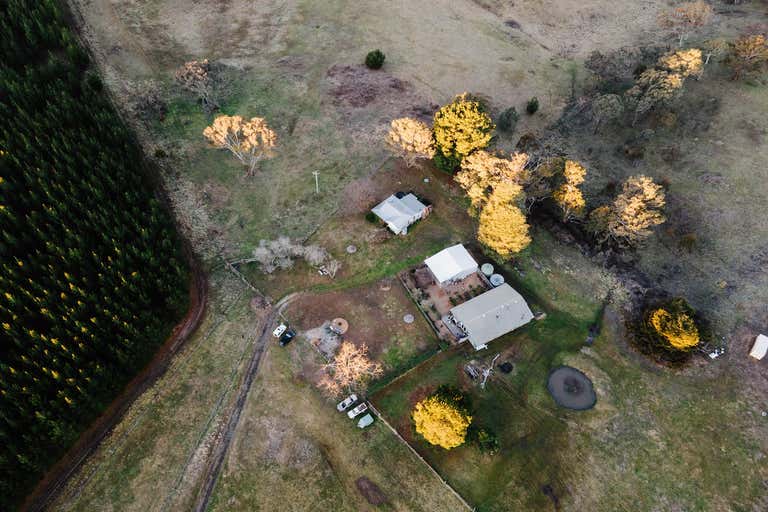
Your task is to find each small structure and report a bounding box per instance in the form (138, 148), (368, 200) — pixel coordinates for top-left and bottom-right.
(424, 243), (478, 286)
(480, 263), (494, 277)
(371, 193), (430, 235)
(330, 318), (349, 335)
(750, 334), (768, 360)
(489, 274), (505, 287)
(357, 413), (374, 429)
(448, 283), (533, 350)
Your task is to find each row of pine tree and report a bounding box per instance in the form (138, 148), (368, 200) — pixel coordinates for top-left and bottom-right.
(0, 1), (189, 507)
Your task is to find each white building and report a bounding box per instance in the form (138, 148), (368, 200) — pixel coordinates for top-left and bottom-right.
(750, 334), (768, 360)
(449, 283), (533, 350)
(371, 193), (429, 235)
(424, 244), (478, 285)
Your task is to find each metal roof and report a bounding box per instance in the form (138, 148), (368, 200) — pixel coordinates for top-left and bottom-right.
(450, 283), (533, 349)
(424, 244), (478, 284)
(371, 193), (426, 234)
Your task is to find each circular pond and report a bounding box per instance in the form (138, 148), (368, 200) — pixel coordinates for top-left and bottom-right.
(546, 366), (597, 410)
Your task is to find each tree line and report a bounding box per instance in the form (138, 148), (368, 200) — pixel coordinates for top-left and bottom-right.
(0, 1), (189, 507)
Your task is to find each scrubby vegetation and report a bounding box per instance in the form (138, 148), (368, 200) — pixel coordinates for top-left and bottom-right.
(0, 1), (188, 507)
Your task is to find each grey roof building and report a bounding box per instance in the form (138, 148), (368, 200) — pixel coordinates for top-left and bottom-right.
(371, 193), (429, 235)
(449, 283), (533, 350)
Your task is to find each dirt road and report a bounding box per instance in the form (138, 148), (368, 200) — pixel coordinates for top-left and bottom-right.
(191, 293), (299, 512)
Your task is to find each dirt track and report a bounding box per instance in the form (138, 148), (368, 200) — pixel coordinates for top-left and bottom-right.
(191, 293), (300, 512)
(21, 257), (208, 512)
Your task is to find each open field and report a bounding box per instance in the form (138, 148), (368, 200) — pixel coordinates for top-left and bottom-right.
(206, 331), (468, 512)
(44, 0), (768, 510)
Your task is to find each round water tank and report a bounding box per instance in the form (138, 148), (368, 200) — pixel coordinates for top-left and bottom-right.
(480, 263), (494, 277)
(490, 274), (505, 287)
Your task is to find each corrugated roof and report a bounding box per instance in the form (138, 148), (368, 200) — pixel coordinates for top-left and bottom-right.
(424, 244), (478, 284)
(371, 194), (426, 233)
(450, 283), (533, 349)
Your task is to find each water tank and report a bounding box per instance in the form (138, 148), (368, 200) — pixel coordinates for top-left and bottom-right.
(490, 274), (505, 287)
(480, 263), (494, 277)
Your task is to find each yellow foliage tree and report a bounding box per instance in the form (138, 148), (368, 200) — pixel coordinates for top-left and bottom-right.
(658, 0), (713, 47)
(385, 117), (436, 168)
(658, 48), (703, 78)
(477, 181), (531, 258)
(649, 307), (700, 350)
(455, 150), (528, 212)
(412, 396), (472, 449)
(433, 93), (494, 159)
(729, 34), (768, 81)
(552, 160), (587, 222)
(203, 115), (277, 176)
(590, 175), (665, 246)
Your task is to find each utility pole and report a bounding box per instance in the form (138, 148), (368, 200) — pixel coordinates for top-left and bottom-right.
(312, 170), (319, 194)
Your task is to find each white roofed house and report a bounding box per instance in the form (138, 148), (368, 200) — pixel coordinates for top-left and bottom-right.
(371, 193), (430, 235)
(424, 243), (478, 285)
(449, 283), (534, 350)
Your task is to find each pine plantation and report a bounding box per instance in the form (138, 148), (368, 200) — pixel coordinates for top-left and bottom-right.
(0, 1), (189, 508)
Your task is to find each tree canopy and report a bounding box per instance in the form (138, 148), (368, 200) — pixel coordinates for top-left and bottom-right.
(203, 115), (277, 176)
(412, 394), (472, 450)
(385, 117), (436, 167)
(589, 175), (666, 246)
(454, 150), (528, 211)
(433, 93), (494, 160)
(477, 181), (532, 258)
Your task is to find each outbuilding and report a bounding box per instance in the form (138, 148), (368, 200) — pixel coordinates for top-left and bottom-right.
(371, 193), (430, 235)
(449, 283), (533, 350)
(750, 334), (768, 360)
(424, 243), (478, 285)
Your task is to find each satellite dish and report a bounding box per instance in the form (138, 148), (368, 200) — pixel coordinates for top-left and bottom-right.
(490, 274), (505, 287)
(480, 263), (494, 276)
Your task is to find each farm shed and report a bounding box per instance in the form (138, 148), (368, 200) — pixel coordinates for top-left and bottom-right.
(371, 193), (429, 235)
(424, 243), (478, 285)
(449, 283), (533, 350)
(750, 334), (768, 360)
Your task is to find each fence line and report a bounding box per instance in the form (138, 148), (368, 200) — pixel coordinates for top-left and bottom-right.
(367, 403), (475, 512)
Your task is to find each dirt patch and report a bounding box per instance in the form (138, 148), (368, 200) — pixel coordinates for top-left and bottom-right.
(326, 64), (411, 109)
(355, 476), (389, 505)
(286, 281), (436, 364)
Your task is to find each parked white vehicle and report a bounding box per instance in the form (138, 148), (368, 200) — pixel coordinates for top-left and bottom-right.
(347, 402), (368, 419)
(272, 323), (287, 338)
(336, 394), (357, 412)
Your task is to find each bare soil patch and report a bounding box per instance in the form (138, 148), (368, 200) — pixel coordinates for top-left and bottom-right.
(355, 476), (389, 506)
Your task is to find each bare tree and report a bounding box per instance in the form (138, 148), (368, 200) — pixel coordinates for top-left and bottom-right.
(318, 342), (383, 397)
(203, 115), (277, 176)
(175, 59), (219, 113)
(658, 0), (714, 47)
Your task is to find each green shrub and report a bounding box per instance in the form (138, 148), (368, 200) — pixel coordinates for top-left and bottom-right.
(365, 49), (386, 69)
(497, 106), (519, 132)
(633, 297), (705, 364)
(526, 96), (539, 115)
(468, 425), (500, 454)
(433, 151), (461, 174)
(365, 211), (378, 223)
